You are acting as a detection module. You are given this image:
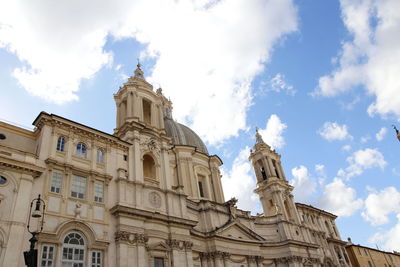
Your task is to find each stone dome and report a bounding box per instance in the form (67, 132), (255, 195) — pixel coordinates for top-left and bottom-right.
(164, 118), (208, 154)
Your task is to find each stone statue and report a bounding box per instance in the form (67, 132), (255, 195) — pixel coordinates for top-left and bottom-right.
(392, 125), (400, 142)
(255, 127), (264, 144)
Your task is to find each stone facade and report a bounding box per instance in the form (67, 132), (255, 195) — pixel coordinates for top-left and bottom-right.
(0, 64), (351, 267)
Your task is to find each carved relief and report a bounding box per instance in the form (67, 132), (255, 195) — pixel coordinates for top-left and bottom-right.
(115, 231), (148, 245)
(183, 241), (193, 250)
(166, 239), (180, 249)
(148, 192), (162, 208)
(140, 137), (160, 153)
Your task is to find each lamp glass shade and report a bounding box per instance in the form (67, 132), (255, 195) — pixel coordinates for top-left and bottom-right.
(32, 209), (42, 218)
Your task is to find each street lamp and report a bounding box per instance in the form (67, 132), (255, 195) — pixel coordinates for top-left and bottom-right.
(392, 125), (400, 142)
(24, 194), (46, 267)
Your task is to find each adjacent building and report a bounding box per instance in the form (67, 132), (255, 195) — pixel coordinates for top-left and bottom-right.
(0, 64), (351, 266)
(346, 240), (400, 267)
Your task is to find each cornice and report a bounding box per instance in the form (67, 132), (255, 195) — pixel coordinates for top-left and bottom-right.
(45, 158), (112, 182)
(0, 155), (44, 178)
(33, 112), (130, 150)
(110, 205), (198, 228)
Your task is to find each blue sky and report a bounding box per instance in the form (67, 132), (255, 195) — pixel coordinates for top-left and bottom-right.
(1, 0), (400, 251)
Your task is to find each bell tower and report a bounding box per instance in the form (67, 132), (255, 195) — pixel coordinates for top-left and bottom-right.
(249, 129), (300, 223)
(113, 63), (165, 141)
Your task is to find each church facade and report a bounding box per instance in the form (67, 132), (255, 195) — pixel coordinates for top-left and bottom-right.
(0, 65), (351, 267)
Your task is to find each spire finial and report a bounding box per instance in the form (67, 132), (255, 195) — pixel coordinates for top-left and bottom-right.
(134, 59), (144, 80)
(255, 127), (264, 144)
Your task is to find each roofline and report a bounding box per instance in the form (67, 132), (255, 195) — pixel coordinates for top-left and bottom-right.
(170, 144), (223, 164)
(346, 243), (400, 256)
(33, 112), (131, 145)
(0, 120), (36, 139)
(295, 202), (337, 218)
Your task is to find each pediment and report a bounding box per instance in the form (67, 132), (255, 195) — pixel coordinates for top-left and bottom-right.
(147, 242), (170, 251)
(214, 221), (265, 241)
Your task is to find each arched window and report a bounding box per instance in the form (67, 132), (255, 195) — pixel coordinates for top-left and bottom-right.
(62, 232), (85, 267)
(76, 143), (87, 158)
(0, 175), (7, 185)
(143, 154), (156, 179)
(57, 136), (66, 152)
(256, 160), (267, 181)
(97, 149), (104, 163)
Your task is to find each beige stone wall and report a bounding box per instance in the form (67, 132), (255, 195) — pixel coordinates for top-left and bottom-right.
(347, 245), (400, 267)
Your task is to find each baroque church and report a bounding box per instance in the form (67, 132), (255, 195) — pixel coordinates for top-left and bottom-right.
(0, 64), (351, 267)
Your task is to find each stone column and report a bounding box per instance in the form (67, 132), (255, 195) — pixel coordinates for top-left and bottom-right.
(133, 133), (143, 183)
(128, 145), (135, 182)
(184, 241), (194, 267)
(207, 253), (215, 267)
(261, 157), (273, 177)
(158, 104), (165, 129)
(288, 194), (301, 223)
(91, 142), (97, 169)
(211, 167), (224, 203)
(127, 92), (133, 118)
(116, 100), (121, 128)
(161, 146), (172, 190)
(151, 103), (157, 127)
(267, 158), (277, 177)
(186, 158), (197, 197)
(213, 251), (224, 267)
(247, 256), (257, 267)
(66, 133), (74, 164)
(200, 253), (208, 267)
(136, 234), (148, 267)
(133, 92), (139, 119)
(2, 173), (34, 267)
(49, 128), (57, 158)
(278, 162), (286, 180)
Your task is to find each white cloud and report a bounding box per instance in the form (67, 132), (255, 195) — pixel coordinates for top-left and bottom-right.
(268, 73), (295, 95)
(221, 147), (262, 214)
(318, 122), (352, 141)
(342, 144), (352, 151)
(369, 214), (400, 251)
(362, 187), (400, 226)
(0, 0), (298, 145)
(360, 135), (370, 143)
(338, 148), (387, 179)
(317, 178), (363, 216)
(315, 164), (327, 185)
(315, 0), (400, 120)
(258, 114), (287, 150)
(376, 127), (387, 141)
(290, 165), (316, 203)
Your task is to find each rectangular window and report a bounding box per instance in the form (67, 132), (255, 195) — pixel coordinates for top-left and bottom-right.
(198, 181), (205, 198)
(41, 244), (55, 267)
(97, 149), (104, 163)
(71, 175), (86, 199)
(198, 175), (207, 198)
(91, 251), (102, 267)
(154, 257), (164, 267)
(50, 172), (63, 194)
(94, 182), (104, 203)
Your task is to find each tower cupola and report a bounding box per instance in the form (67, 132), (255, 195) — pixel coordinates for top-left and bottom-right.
(249, 129), (300, 223)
